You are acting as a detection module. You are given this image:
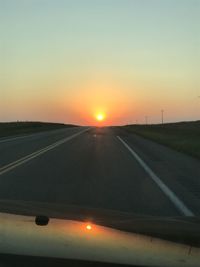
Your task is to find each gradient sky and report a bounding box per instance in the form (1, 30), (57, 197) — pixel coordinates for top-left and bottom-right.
(1, 0), (199, 125)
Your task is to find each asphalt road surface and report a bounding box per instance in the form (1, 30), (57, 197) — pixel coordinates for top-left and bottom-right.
(0, 126), (200, 217)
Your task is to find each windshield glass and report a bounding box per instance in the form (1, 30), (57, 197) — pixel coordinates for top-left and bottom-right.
(0, 0), (200, 256)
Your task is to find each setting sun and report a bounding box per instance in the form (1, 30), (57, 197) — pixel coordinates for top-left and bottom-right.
(96, 113), (105, 122)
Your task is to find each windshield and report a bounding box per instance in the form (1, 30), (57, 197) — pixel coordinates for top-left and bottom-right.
(0, 0), (200, 265)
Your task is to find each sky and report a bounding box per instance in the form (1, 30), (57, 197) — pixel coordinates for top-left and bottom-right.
(0, 0), (200, 125)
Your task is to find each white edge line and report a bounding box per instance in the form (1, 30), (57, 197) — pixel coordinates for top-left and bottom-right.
(0, 135), (32, 143)
(117, 136), (194, 217)
(0, 128), (90, 176)
(0, 127), (79, 144)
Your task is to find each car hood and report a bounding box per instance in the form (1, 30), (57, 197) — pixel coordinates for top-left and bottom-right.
(0, 199), (199, 247)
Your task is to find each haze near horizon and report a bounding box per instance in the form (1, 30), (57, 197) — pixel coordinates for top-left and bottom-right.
(1, 0), (199, 126)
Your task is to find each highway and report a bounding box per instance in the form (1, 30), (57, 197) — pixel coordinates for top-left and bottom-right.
(0, 126), (200, 217)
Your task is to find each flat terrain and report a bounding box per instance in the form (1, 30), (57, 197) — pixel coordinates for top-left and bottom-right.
(0, 126), (200, 217)
(123, 121), (200, 159)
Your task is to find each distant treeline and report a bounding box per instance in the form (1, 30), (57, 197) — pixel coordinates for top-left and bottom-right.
(123, 120), (200, 159)
(0, 121), (78, 138)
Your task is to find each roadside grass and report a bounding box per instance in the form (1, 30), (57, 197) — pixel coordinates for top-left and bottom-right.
(123, 121), (200, 159)
(0, 122), (77, 138)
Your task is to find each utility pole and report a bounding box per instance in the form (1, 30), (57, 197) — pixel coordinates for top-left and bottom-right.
(161, 109), (164, 124)
(145, 116), (148, 125)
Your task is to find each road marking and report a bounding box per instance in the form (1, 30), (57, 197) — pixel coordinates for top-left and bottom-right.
(0, 135), (32, 143)
(0, 128), (90, 176)
(117, 136), (194, 216)
(0, 128), (75, 144)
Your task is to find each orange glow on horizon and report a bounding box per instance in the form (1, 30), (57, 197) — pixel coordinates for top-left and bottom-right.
(60, 78), (136, 126)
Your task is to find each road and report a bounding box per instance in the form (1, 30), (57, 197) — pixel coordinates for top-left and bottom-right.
(0, 126), (200, 217)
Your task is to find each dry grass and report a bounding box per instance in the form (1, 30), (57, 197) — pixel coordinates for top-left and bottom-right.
(124, 121), (200, 159)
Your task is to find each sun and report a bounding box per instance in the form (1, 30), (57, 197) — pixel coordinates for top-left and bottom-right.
(96, 113), (105, 122)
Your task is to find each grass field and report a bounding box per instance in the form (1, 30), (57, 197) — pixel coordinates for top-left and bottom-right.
(0, 122), (77, 138)
(123, 121), (200, 159)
